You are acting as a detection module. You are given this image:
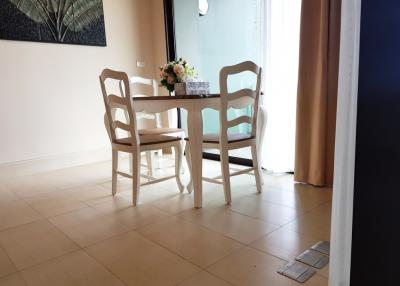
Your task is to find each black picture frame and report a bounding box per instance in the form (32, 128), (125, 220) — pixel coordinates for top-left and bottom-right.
(0, 0), (107, 46)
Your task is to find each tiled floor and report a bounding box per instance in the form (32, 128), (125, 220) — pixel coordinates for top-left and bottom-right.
(0, 158), (332, 286)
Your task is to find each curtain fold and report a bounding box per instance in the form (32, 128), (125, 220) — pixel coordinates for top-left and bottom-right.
(294, 0), (342, 187)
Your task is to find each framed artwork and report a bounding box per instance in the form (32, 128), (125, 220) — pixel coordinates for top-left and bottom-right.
(0, 0), (107, 46)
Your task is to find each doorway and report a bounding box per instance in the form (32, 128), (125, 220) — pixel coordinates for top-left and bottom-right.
(164, 1), (360, 285)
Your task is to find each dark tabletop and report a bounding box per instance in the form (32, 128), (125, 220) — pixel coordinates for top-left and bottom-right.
(132, 94), (220, 100)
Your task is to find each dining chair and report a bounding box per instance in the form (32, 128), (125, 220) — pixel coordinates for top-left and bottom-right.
(100, 69), (184, 205)
(125, 76), (184, 176)
(185, 61), (263, 204)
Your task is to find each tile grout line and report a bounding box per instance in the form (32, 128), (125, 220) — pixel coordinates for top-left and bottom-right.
(175, 211), (280, 246)
(0, 243), (18, 278)
(47, 213), (133, 250)
(83, 230), (204, 286)
(82, 248), (130, 286)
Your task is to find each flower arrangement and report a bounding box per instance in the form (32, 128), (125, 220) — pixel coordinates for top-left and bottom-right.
(159, 58), (196, 92)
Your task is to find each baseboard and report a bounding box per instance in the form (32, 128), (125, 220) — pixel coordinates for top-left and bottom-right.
(0, 148), (112, 179)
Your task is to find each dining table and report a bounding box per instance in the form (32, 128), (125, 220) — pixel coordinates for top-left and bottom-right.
(132, 94), (221, 208)
(132, 93), (267, 209)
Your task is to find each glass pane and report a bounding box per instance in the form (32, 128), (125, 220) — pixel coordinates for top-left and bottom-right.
(174, 0), (262, 159)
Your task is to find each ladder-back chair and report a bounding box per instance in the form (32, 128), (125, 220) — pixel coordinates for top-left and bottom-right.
(100, 69), (184, 205)
(127, 76), (184, 176)
(185, 61), (263, 204)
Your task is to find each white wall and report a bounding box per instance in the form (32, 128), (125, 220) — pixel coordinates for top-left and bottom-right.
(0, 0), (158, 171)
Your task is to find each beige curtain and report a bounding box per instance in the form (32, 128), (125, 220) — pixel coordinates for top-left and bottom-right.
(294, 0), (342, 187)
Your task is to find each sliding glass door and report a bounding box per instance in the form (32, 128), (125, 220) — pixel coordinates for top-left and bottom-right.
(171, 0), (262, 162)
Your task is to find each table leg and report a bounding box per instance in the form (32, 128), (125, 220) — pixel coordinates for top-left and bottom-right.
(187, 109), (203, 208)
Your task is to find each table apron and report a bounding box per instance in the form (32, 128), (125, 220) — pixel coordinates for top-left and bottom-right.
(132, 98), (221, 114)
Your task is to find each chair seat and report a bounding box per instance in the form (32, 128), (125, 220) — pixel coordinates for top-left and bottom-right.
(139, 127), (183, 135)
(115, 134), (181, 146)
(185, 133), (254, 143)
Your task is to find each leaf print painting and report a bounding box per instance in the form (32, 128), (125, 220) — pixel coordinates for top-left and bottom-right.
(0, 0), (106, 46)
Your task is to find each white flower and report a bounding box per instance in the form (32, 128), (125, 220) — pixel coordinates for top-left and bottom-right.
(173, 64), (185, 76)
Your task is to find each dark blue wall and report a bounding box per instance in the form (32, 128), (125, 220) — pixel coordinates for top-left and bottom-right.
(351, 0), (400, 285)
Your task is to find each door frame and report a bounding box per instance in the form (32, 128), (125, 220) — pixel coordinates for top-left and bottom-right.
(329, 0), (361, 285)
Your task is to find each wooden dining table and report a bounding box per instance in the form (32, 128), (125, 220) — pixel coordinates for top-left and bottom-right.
(132, 94), (221, 208)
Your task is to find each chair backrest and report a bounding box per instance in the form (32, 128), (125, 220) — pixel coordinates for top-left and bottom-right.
(128, 76), (161, 128)
(100, 69), (140, 147)
(219, 61), (262, 141)
(130, 76), (159, 97)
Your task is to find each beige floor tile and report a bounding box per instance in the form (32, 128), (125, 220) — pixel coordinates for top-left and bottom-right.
(24, 191), (87, 218)
(49, 208), (129, 247)
(0, 274), (26, 286)
(207, 246), (328, 285)
(265, 176), (333, 198)
(0, 187), (20, 203)
(83, 193), (123, 207)
(21, 250), (124, 286)
(119, 182), (183, 205)
(0, 201), (42, 231)
(33, 169), (89, 190)
(229, 196), (302, 226)
(260, 188), (331, 212)
(179, 207), (279, 244)
(149, 193), (196, 214)
(207, 247), (293, 286)
(176, 271), (232, 286)
(67, 184), (112, 204)
(201, 185), (227, 204)
(4, 176), (59, 199)
(67, 162), (112, 185)
(284, 203), (331, 241)
(99, 177), (132, 194)
(262, 174), (302, 191)
(291, 184), (332, 199)
(201, 181), (259, 205)
(319, 263), (329, 278)
(0, 220), (78, 270)
(250, 228), (318, 261)
(0, 248), (16, 278)
(86, 231), (200, 286)
(303, 275), (328, 286)
(139, 216), (244, 268)
(91, 196), (169, 229)
(0, 160), (331, 284)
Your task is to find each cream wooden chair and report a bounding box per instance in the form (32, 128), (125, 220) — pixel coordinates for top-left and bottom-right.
(185, 61), (263, 204)
(100, 69), (184, 205)
(126, 76), (184, 176)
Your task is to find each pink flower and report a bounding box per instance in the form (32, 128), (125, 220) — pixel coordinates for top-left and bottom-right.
(167, 76), (175, 84)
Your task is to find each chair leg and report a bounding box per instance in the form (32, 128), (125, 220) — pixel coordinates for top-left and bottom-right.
(145, 151), (154, 177)
(131, 150), (141, 206)
(180, 137), (186, 174)
(173, 143), (185, 193)
(220, 148), (232, 204)
(112, 149), (118, 196)
(155, 150), (161, 169)
(251, 144), (263, 193)
(185, 142), (194, 194)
